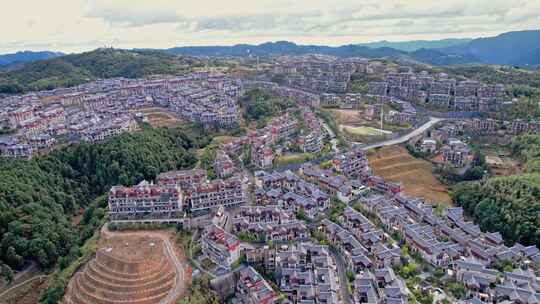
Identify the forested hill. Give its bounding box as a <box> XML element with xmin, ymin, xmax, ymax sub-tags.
<box><xmin>0</xmin><ymin>48</ymin><xmax>198</xmax><ymax>94</ymax></box>
<box><xmin>0</xmin><ymin>126</ymin><xmax>209</xmax><ymax>278</ymax></box>
<box><xmin>0</xmin><ymin>51</ymin><xmax>63</xmax><ymax>67</ymax></box>
<box><xmin>452</xmin><ymin>134</ymin><xmax>540</xmax><ymax>247</ymax></box>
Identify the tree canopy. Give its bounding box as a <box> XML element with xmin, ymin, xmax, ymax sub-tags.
<box><xmin>452</xmin><ymin>134</ymin><xmax>540</xmax><ymax>247</ymax></box>
<box><xmin>0</xmin><ymin>125</ymin><xmax>207</xmax><ymax>271</ymax></box>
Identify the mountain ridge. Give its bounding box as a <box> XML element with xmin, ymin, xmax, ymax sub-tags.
<box><xmin>0</xmin><ymin>51</ymin><xmax>64</xmax><ymax>67</ymax></box>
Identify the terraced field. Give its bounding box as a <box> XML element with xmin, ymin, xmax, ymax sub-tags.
<box><xmin>64</xmin><ymin>232</ymin><xmax>186</xmax><ymax>304</ymax></box>
<box><xmin>368</xmin><ymin>145</ymin><xmax>452</xmax><ymax>205</ymax></box>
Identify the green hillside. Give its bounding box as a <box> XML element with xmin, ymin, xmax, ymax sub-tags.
<box><xmin>0</xmin><ymin>48</ymin><xmax>197</xmax><ymax>93</ymax></box>
<box><xmin>452</xmin><ymin>134</ymin><xmax>540</xmax><ymax>247</ymax></box>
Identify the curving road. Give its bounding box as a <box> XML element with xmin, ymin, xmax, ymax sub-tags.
<box><xmin>101</xmin><ymin>224</ymin><xmax>186</xmax><ymax>304</ymax></box>
<box><xmin>358</xmin><ymin>117</ymin><xmax>444</xmax><ymax>150</ymax></box>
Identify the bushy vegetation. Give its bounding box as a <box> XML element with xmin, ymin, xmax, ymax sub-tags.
<box><xmin>511</xmin><ymin>134</ymin><xmax>540</xmax><ymax>173</ymax></box>
<box><xmin>0</xmin><ymin>126</ymin><xmax>207</xmax><ymax>277</ymax></box>
<box><xmin>240</xmin><ymin>89</ymin><xmax>295</xmax><ymax>124</ymax></box>
<box><xmin>178</xmin><ymin>275</ymin><xmax>220</xmax><ymax>304</ymax></box>
<box><xmin>0</xmin><ymin>48</ymin><xmax>196</xmax><ymax>93</ymax></box>
<box><xmin>452</xmin><ymin>134</ymin><xmax>540</xmax><ymax>247</ymax></box>
<box><xmin>453</xmin><ymin>174</ymin><xmax>540</xmax><ymax>245</ymax></box>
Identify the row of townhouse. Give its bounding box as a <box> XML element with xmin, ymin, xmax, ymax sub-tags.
<box><xmin>353</xmin><ymin>268</ymin><xmax>409</xmax><ymax>304</ymax></box>
<box><xmin>245</xmin><ymin>242</ymin><xmax>341</xmax><ymax>303</ymax></box>
<box><xmin>384</xmin><ymin>110</ymin><xmax>416</xmax><ymax>126</ymax></box>
<box><xmin>455</xmin><ymin>258</ymin><xmax>540</xmax><ymax>303</ymax></box>
<box><xmin>367</xmin><ymin>69</ymin><xmax>508</xmax><ymax>112</ymax></box>
<box><xmin>465</xmin><ymin>117</ymin><xmax>540</xmax><ymax>135</ymax></box>
<box><xmin>108</xmin><ymin>169</ymin><xmax>247</xmax><ymax>219</ymax></box>
<box><xmin>332</xmin><ymin>147</ymin><xmax>371</xmax><ymax>178</ymax></box>
<box><xmin>320</xmin><ymin>93</ymin><xmax>363</xmax><ymax>109</ymax></box>
<box><xmin>0</xmin><ymin>133</ymin><xmax>57</xmax><ymax>159</ymax></box>
<box><xmin>363</xmin><ymin>188</ymin><xmax>540</xmax><ymax>284</ymax></box>
<box><xmin>301</xmin><ymin>164</ymin><xmax>354</xmax><ymax>203</ymax></box>
<box><xmin>254</xmin><ymin>170</ymin><xmax>330</xmax><ymax>219</ymax></box>
<box><xmin>233</xmin><ymin>217</ymin><xmax>309</xmax><ymax>243</ymax></box>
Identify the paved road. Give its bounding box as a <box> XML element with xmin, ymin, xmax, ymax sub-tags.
<box><xmin>329</xmin><ymin>248</ymin><xmax>353</xmax><ymax>304</ymax></box>
<box><xmin>358</xmin><ymin>117</ymin><xmax>444</xmax><ymax>150</ymax></box>
<box><xmin>101</xmin><ymin>224</ymin><xmax>186</xmax><ymax>304</ymax></box>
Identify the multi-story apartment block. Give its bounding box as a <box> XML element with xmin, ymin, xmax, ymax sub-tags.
<box><xmin>214</xmin><ymin>149</ymin><xmax>235</xmax><ymax>178</ymax></box>
<box><xmin>332</xmin><ymin>148</ymin><xmax>370</xmax><ymax>177</ymax></box>
<box><xmin>511</xmin><ymin>119</ymin><xmax>539</xmax><ymax>135</ymax></box>
<box><xmin>441</xmin><ymin>138</ymin><xmax>470</xmax><ymax>166</ymax></box>
<box><xmin>251</xmin><ymin>145</ymin><xmax>274</xmax><ymax>169</ymax></box>
<box><xmin>156</xmin><ymin>169</ymin><xmax>207</xmax><ymax>188</ymax></box>
<box><xmin>420</xmin><ymin>138</ymin><xmax>437</xmax><ymax>154</ymax></box>
<box><xmin>368</xmin><ymin>82</ymin><xmax>388</xmax><ymax>96</ymax></box>
<box><xmin>202</xmin><ymin>224</ymin><xmax>240</xmax><ymax>269</ymax></box>
<box><xmin>185</xmin><ymin>177</ymin><xmax>246</xmax><ymax>212</ymax></box>
<box><xmin>428</xmin><ymin>94</ymin><xmax>451</xmax><ymax>108</ymax></box>
<box><xmin>454</xmin><ymin>96</ymin><xmax>478</xmax><ymax>111</ymax></box>
<box><xmin>470</xmin><ymin>118</ymin><xmax>498</xmax><ymax>134</ymax></box>
<box><xmin>108</xmin><ymin>181</ymin><xmax>182</xmax><ymax>219</ymax></box>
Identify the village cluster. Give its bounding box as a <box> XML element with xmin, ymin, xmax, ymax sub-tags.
<box><xmin>107</xmin><ymin>137</ymin><xmax>540</xmax><ymax>303</ymax></box>
<box><xmin>0</xmin><ymin>72</ymin><xmax>243</xmax><ymax>158</ymax></box>
<box><xmin>367</xmin><ymin>67</ymin><xmax>509</xmax><ymax>112</ymax></box>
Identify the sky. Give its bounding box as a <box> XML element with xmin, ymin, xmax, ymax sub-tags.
<box><xmin>1</xmin><ymin>0</ymin><xmax>540</xmax><ymax>54</ymax></box>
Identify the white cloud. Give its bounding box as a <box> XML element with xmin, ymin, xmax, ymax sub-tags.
<box><xmin>0</xmin><ymin>0</ymin><xmax>538</xmax><ymax>53</ymax></box>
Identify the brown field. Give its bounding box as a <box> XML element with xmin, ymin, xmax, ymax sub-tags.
<box><xmin>0</xmin><ymin>276</ymin><xmax>48</xmax><ymax>304</ymax></box>
<box><xmin>130</xmin><ymin>107</ymin><xmax>185</xmax><ymax>128</ymax></box>
<box><xmin>368</xmin><ymin>145</ymin><xmax>452</xmax><ymax>206</ymax></box>
<box><xmin>329</xmin><ymin>109</ymin><xmax>363</xmax><ymax>125</ymax></box>
<box><xmin>63</xmin><ymin>229</ymin><xmax>188</xmax><ymax>304</ymax></box>
<box><xmin>485</xmin><ymin>151</ymin><xmax>522</xmax><ymax>177</ymax></box>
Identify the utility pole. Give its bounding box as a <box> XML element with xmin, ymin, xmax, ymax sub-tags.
<box><xmin>380</xmin><ymin>105</ymin><xmax>384</xmax><ymax>131</ymax></box>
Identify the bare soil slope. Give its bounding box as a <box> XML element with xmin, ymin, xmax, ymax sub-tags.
<box><xmin>368</xmin><ymin>145</ymin><xmax>452</xmax><ymax>205</ymax></box>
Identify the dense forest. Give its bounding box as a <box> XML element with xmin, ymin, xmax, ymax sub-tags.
<box><xmin>452</xmin><ymin>134</ymin><xmax>540</xmax><ymax>247</ymax></box>
<box><xmin>240</xmin><ymin>89</ymin><xmax>295</xmax><ymax>126</ymax></box>
<box><xmin>0</xmin><ymin>125</ymin><xmax>209</xmax><ymax>279</ymax></box>
<box><xmin>0</xmin><ymin>49</ymin><xmax>199</xmax><ymax>93</ymax></box>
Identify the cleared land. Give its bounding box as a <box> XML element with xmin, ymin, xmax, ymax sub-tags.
<box><xmin>368</xmin><ymin>145</ymin><xmax>452</xmax><ymax>206</ymax></box>
<box><xmin>130</xmin><ymin>107</ymin><xmax>185</xmax><ymax>128</ymax></box>
<box><xmin>63</xmin><ymin>227</ymin><xmax>188</xmax><ymax>304</ymax></box>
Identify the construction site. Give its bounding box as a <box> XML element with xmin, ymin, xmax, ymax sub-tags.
<box><xmin>368</xmin><ymin>145</ymin><xmax>452</xmax><ymax>205</ymax></box>
<box><xmin>63</xmin><ymin>229</ymin><xmax>188</xmax><ymax>304</ymax></box>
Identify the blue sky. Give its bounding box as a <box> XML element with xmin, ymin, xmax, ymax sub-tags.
<box><xmin>1</xmin><ymin>0</ymin><xmax>539</xmax><ymax>54</ymax></box>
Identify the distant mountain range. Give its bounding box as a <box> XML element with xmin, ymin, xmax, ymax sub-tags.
<box><xmin>357</xmin><ymin>38</ymin><xmax>473</xmax><ymax>52</ymax></box>
<box><xmin>441</xmin><ymin>30</ymin><xmax>540</xmax><ymax>66</ymax></box>
<box><xmin>164</xmin><ymin>30</ymin><xmax>540</xmax><ymax>67</ymax></box>
<box><xmin>0</xmin><ymin>51</ymin><xmax>64</xmax><ymax>67</ymax></box>
<box><xmin>164</xmin><ymin>41</ymin><xmax>477</xmax><ymax>66</ymax></box>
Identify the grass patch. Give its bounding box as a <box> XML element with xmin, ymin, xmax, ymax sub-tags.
<box><xmin>275</xmin><ymin>153</ymin><xmax>314</xmax><ymax>166</ymax></box>
<box><xmin>341</xmin><ymin>125</ymin><xmax>390</xmax><ymax>136</ymax></box>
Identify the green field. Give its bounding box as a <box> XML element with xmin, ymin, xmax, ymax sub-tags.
<box><xmin>340</xmin><ymin>125</ymin><xmax>392</xmax><ymax>136</ymax></box>
<box><xmin>275</xmin><ymin>153</ymin><xmax>314</xmax><ymax>166</ymax></box>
